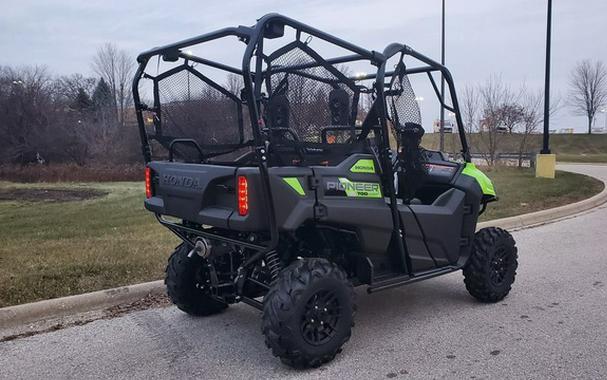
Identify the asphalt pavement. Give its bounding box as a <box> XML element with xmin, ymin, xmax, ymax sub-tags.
<box><xmin>1</xmin><ymin>164</ymin><xmax>606</xmax><ymax>380</ymax></box>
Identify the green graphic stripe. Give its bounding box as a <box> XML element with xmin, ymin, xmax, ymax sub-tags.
<box><xmin>350</xmin><ymin>159</ymin><xmax>376</xmax><ymax>174</ymax></box>
<box><xmin>283</xmin><ymin>177</ymin><xmax>306</xmax><ymax>196</ymax></box>
<box><xmin>461</xmin><ymin>163</ymin><xmax>496</xmax><ymax>196</ymax></box>
<box><xmin>338</xmin><ymin>178</ymin><xmax>382</xmax><ymax>198</ymax></box>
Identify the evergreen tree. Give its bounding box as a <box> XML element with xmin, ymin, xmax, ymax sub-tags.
<box><xmin>91</xmin><ymin>77</ymin><xmax>116</xmax><ymax>127</ymax></box>
<box><xmin>92</xmin><ymin>77</ymin><xmax>113</xmax><ymax>109</ymax></box>
<box><xmin>73</xmin><ymin>87</ymin><xmax>93</xmax><ymax>111</ymax></box>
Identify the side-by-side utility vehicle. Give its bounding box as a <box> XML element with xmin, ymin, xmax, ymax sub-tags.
<box><xmin>132</xmin><ymin>14</ymin><xmax>518</xmax><ymax>368</ymax></box>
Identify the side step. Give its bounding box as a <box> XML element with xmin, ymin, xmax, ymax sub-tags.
<box><xmin>367</xmin><ymin>266</ymin><xmax>460</xmax><ymax>293</ymax></box>
<box><xmin>240</xmin><ymin>296</ymin><xmax>263</xmax><ymax>310</ymax></box>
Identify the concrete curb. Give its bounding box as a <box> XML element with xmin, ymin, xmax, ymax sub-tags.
<box><xmin>2</xmin><ymin>165</ymin><xmax>606</xmax><ymax>331</ymax></box>
<box><xmin>556</xmin><ymin>161</ymin><xmax>607</xmax><ymax>166</ymax></box>
<box><xmin>477</xmin><ymin>165</ymin><xmax>607</xmax><ymax>231</ymax></box>
<box><xmin>0</xmin><ymin>280</ymin><xmax>164</xmax><ymax>330</ymax></box>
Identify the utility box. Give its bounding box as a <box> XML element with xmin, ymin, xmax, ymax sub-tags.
<box><xmin>535</xmin><ymin>153</ymin><xmax>556</xmax><ymax>179</ymax></box>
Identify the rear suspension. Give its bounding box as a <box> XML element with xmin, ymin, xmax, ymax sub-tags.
<box><xmin>265</xmin><ymin>250</ymin><xmax>283</xmax><ymax>283</ymax></box>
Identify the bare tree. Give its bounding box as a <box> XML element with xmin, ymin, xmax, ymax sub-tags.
<box><xmin>568</xmin><ymin>60</ymin><xmax>607</xmax><ymax>134</ymax></box>
<box><xmin>498</xmin><ymin>103</ymin><xmax>525</xmax><ymax>134</ymax></box>
<box><xmin>91</xmin><ymin>43</ymin><xmax>134</xmax><ymax>127</ymax></box>
<box><xmin>477</xmin><ymin>76</ymin><xmax>517</xmax><ymax>166</ymax></box>
<box><xmin>461</xmin><ymin>85</ymin><xmax>480</xmax><ymax>134</ymax></box>
<box><xmin>225</xmin><ymin>73</ymin><xmax>243</xmax><ymax>95</ymax></box>
<box><xmin>53</xmin><ymin>73</ymin><xmax>96</xmax><ymax>102</ymax></box>
<box><xmin>0</xmin><ymin>65</ymin><xmax>96</xmax><ymax>165</ymax></box>
<box><xmin>336</xmin><ymin>64</ymin><xmax>352</xmax><ymax>78</ymax></box>
<box><xmin>0</xmin><ymin>63</ymin><xmax>151</xmax><ymax>166</ymax></box>
<box><xmin>0</xmin><ymin>65</ymin><xmax>52</xmax><ymax>162</ymax></box>
<box><xmin>517</xmin><ymin>90</ymin><xmax>542</xmax><ymax>167</ymax></box>
<box><xmin>516</xmin><ymin>89</ymin><xmax>560</xmax><ymax>167</ymax></box>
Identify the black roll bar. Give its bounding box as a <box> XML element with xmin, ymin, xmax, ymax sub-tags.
<box><xmin>131</xmin><ymin>14</ymin><xmax>469</xmax><ymax>276</ymax></box>
<box><xmin>132</xmin><ymin>60</ymin><xmax>151</xmax><ymax>163</ymax></box>
<box><xmin>378</xmin><ymin>43</ymin><xmax>471</xmax><ymax>161</ymax></box>
<box><xmin>237</xmin><ymin>14</ymin><xmax>386</xmax><ymax>255</ymax></box>
<box><xmin>136</xmin><ymin>26</ymin><xmax>253</xmax><ymax>63</ymax></box>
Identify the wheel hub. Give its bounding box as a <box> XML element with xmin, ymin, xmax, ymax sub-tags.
<box><xmin>301</xmin><ymin>290</ymin><xmax>341</xmax><ymax>346</ymax></box>
<box><xmin>490</xmin><ymin>246</ymin><xmax>511</xmax><ymax>285</ymax></box>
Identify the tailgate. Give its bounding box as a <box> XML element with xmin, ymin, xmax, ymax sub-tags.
<box><xmin>145</xmin><ymin>162</ymin><xmax>237</xmax><ymax>228</ymax></box>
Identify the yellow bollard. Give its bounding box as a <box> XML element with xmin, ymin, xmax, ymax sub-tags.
<box><xmin>535</xmin><ymin>154</ymin><xmax>556</xmax><ymax>179</ymax></box>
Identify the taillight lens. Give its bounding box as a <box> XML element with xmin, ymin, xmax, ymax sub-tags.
<box><xmin>237</xmin><ymin>175</ymin><xmax>248</xmax><ymax>216</ymax></box>
<box><xmin>145</xmin><ymin>167</ymin><xmax>153</xmax><ymax>199</ymax></box>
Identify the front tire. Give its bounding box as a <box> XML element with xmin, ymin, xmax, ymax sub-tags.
<box><xmin>463</xmin><ymin>227</ymin><xmax>518</xmax><ymax>302</ymax></box>
<box><xmin>262</xmin><ymin>258</ymin><xmax>355</xmax><ymax>368</ymax></box>
<box><xmin>165</xmin><ymin>244</ymin><xmax>228</xmax><ymax>316</ymax></box>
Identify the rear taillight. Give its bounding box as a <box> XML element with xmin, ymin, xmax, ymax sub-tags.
<box><xmin>145</xmin><ymin>167</ymin><xmax>153</xmax><ymax>199</ymax></box>
<box><xmin>237</xmin><ymin>175</ymin><xmax>248</xmax><ymax>216</ymax></box>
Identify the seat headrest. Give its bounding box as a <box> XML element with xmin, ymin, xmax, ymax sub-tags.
<box><xmin>268</xmin><ymin>94</ymin><xmax>290</xmax><ymax>129</ymax></box>
<box><xmin>328</xmin><ymin>88</ymin><xmax>350</xmax><ymax>125</ymax></box>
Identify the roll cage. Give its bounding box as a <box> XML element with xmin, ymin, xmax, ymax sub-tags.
<box><xmin>132</xmin><ymin>13</ymin><xmax>471</xmax><ymax>267</ymax></box>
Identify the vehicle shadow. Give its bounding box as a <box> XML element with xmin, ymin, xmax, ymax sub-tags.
<box><xmin>133</xmin><ymin>273</ymin><xmax>485</xmax><ymax>377</ymax></box>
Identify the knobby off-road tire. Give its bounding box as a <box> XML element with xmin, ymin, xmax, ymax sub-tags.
<box><xmin>165</xmin><ymin>244</ymin><xmax>228</xmax><ymax>316</ymax></box>
<box><xmin>463</xmin><ymin>227</ymin><xmax>518</xmax><ymax>303</ymax></box>
<box><xmin>262</xmin><ymin>258</ymin><xmax>355</xmax><ymax>368</ymax></box>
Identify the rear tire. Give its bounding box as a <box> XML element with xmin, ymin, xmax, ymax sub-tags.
<box><xmin>463</xmin><ymin>227</ymin><xmax>518</xmax><ymax>303</ymax></box>
<box><xmin>262</xmin><ymin>258</ymin><xmax>355</xmax><ymax>368</ymax></box>
<box><xmin>165</xmin><ymin>244</ymin><xmax>228</xmax><ymax>316</ymax></box>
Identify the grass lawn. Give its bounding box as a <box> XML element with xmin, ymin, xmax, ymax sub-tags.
<box><xmin>479</xmin><ymin>168</ymin><xmax>603</xmax><ymax>221</ymax></box>
<box><xmin>0</xmin><ymin>182</ymin><xmax>178</xmax><ymax>308</ymax></box>
<box><xmin>0</xmin><ymin>168</ymin><xmax>603</xmax><ymax>307</ymax></box>
<box><xmin>422</xmin><ymin>133</ymin><xmax>607</xmax><ymax>163</ymax></box>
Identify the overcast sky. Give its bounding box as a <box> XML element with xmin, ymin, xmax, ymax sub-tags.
<box><xmin>1</xmin><ymin>0</ymin><xmax>606</xmax><ymax>132</ymax></box>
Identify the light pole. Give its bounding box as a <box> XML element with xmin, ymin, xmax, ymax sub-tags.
<box><xmin>536</xmin><ymin>0</ymin><xmax>556</xmax><ymax>179</ymax></box>
<box><xmin>601</xmin><ymin>109</ymin><xmax>607</xmax><ymax>130</ymax></box>
<box><xmin>541</xmin><ymin>0</ymin><xmax>552</xmax><ymax>154</ymax></box>
<box><xmin>439</xmin><ymin>0</ymin><xmax>446</xmax><ymax>152</ymax></box>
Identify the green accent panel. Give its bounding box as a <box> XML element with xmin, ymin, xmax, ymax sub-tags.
<box><xmin>461</xmin><ymin>163</ymin><xmax>496</xmax><ymax>196</ymax></box>
<box><xmin>350</xmin><ymin>159</ymin><xmax>376</xmax><ymax>173</ymax></box>
<box><xmin>282</xmin><ymin>177</ymin><xmax>306</xmax><ymax>196</ymax></box>
<box><xmin>338</xmin><ymin>178</ymin><xmax>382</xmax><ymax>198</ymax></box>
